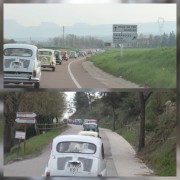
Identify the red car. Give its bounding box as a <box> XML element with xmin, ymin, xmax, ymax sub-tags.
<box><xmin>61</xmin><ymin>51</ymin><xmax>69</xmax><ymax>61</ymax></box>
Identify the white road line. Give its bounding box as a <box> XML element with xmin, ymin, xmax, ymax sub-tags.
<box><xmin>68</xmin><ymin>60</ymin><xmax>82</xmax><ymax>88</ymax></box>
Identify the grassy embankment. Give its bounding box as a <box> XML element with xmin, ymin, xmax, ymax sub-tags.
<box><xmin>87</xmin><ymin>47</ymin><xmax>176</xmax><ymax>88</ymax></box>
<box><xmin>4</xmin><ymin>129</ymin><xmax>62</xmax><ymax>164</ymax></box>
<box><xmin>115</xmin><ymin>107</ymin><xmax>176</xmax><ymax>176</ymax></box>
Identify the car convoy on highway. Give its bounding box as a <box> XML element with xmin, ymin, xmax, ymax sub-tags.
<box><xmin>3</xmin><ymin>43</ymin><xmax>104</xmax><ymax>89</ymax></box>
<box><xmin>43</xmin><ymin>118</ymin><xmax>106</xmax><ymax>177</ymax></box>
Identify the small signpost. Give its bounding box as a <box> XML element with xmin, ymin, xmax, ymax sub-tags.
<box><xmin>15</xmin><ymin>112</ymin><xmax>37</xmax><ymax>155</ymax></box>
<box><xmin>15</xmin><ymin>131</ymin><xmax>26</xmax><ymax>160</ymax></box>
<box><xmin>113</xmin><ymin>24</ymin><xmax>138</xmax><ymax>57</ymax></box>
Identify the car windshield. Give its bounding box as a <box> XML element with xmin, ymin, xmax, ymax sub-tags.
<box><xmin>4</xmin><ymin>48</ymin><xmax>33</xmax><ymax>57</ymax></box>
<box><xmin>57</xmin><ymin>141</ymin><xmax>96</xmax><ymax>154</ymax></box>
<box><xmin>39</xmin><ymin>51</ymin><xmax>52</xmax><ymax>56</ymax></box>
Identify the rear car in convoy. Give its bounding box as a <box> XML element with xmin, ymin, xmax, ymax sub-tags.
<box><xmin>61</xmin><ymin>51</ymin><xmax>69</xmax><ymax>61</ymax></box>
<box><xmin>3</xmin><ymin>43</ymin><xmax>41</xmax><ymax>88</ymax></box>
<box><xmin>83</xmin><ymin>123</ymin><xmax>100</xmax><ymax>137</ymax></box>
<box><xmin>44</xmin><ymin>135</ymin><xmax>106</xmax><ymax>177</ymax></box>
<box><xmin>38</xmin><ymin>49</ymin><xmax>56</xmax><ymax>71</ymax></box>
<box><xmin>69</xmin><ymin>51</ymin><xmax>78</xmax><ymax>59</ymax></box>
<box><xmin>54</xmin><ymin>50</ymin><xmax>62</xmax><ymax>65</ymax></box>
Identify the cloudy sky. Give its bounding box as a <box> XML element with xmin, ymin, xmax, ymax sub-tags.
<box><xmin>4</xmin><ymin>3</ymin><xmax>176</xmax><ymax>27</ymax></box>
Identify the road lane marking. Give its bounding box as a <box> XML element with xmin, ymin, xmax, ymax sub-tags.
<box><xmin>68</xmin><ymin>60</ymin><xmax>82</xmax><ymax>88</ymax></box>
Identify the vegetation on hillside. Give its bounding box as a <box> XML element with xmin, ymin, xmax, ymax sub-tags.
<box><xmin>71</xmin><ymin>91</ymin><xmax>176</xmax><ymax>176</ymax></box>
<box><xmin>87</xmin><ymin>47</ymin><xmax>176</xmax><ymax>88</ymax></box>
<box><xmin>4</xmin><ymin>92</ymin><xmax>66</xmax><ymax>154</ymax></box>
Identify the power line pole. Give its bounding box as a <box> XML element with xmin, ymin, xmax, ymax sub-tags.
<box><xmin>157</xmin><ymin>17</ymin><xmax>165</xmax><ymax>47</ymax></box>
<box><xmin>63</xmin><ymin>26</ymin><xmax>65</xmax><ymax>48</ymax></box>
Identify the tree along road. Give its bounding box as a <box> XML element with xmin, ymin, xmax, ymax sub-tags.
<box><xmin>40</xmin><ymin>56</ymin><xmax>141</xmax><ymax>89</ymax></box>
<box><xmin>4</xmin><ymin>124</ymin><xmax>153</xmax><ymax>177</ymax></box>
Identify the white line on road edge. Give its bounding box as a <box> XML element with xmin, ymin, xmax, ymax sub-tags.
<box><xmin>68</xmin><ymin>60</ymin><xmax>82</xmax><ymax>88</ymax></box>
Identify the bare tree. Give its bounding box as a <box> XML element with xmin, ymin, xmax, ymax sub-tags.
<box><xmin>138</xmin><ymin>92</ymin><xmax>153</xmax><ymax>152</ymax></box>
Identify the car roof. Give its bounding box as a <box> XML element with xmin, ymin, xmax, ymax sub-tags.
<box><xmin>4</xmin><ymin>43</ymin><xmax>37</xmax><ymax>51</ymax></box>
<box><xmin>84</xmin><ymin>122</ymin><xmax>97</xmax><ymax>125</ymax></box>
<box><xmin>78</xmin><ymin>131</ymin><xmax>98</xmax><ymax>137</ymax></box>
<box><xmin>53</xmin><ymin>134</ymin><xmax>101</xmax><ymax>145</ymax></box>
<box><xmin>38</xmin><ymin>49</ymin><xmax>54</xmax><ymax>52</ymax></box>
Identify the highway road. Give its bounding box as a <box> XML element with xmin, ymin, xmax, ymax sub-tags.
<box><xmin>4</xmin><ymin>56</ymin><xmax>140</xmax><ymax>89</ymax></box>
<box><xmin>41</xmin><ymin>56</ymin><xmax>140</xmax><ymax>89</ymax></box>
<box><xmin>4</xmin><ymin>124</ymin><xmax>153</xmax><ymax>177</ymax></box>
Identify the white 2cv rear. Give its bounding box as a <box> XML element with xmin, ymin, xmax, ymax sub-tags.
<box><xmin>44</xmin><ymin>135</ymin><xmax>107</xmax><ymax>177</ymax></box>
<box><xmin>3</xmin><ymin>43</ymin><xmax>41</xmax><ymax>88</ymax></box>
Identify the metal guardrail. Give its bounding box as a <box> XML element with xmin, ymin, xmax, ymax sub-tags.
<box><xmin>35</xmin><ymin>122</ymin><xmax>67</xmax><ymax>131</ymax></box>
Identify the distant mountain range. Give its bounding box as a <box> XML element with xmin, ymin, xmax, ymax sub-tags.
<box><xmin>4</xmin><ymin>20</ymin><xmax>176</xmax><ymax>42</ymax></box>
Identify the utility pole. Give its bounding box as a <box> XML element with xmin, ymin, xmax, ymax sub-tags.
<box><xmin>157</xmin><ymin>17</ymin><xmax>164</xmax><ymax>47</ymax></box>
<box><xmin>63</xmin><ymin>26</ymin><xmax>65</xmax><ymax>48</ymax></box>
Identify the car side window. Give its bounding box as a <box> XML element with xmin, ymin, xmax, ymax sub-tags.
<box><xmin>101</xmin><ymin>144</ymin><xmax>104</xmax><ymax>159</ymax></box>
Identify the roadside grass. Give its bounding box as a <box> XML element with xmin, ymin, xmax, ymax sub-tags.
<box><xmin>87</xmin><ymin>47</ymin><xmax>176</xmax><ymax>88</ymax></box>
<box><xmin>4</xmin><ymin>129</ymin><xmax>62</xmax><ymax>164</ymax></box>
<box><xmin>146</xmin><ymin>137</ymin><xmax>176</xmax><ymax>176</ymax></box>
<box><xmin>116</xmin><ymin>123</ymin><xmax>176</xmax><ymax>176</ymax></box>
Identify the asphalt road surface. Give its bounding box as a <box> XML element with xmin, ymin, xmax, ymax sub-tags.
<box><xmin>40</xmin><ymin>57</ymin><xmax>140</xmax><ymax>89</ymax></box>
<box><xmin>4</xmin><ymin>124</ymin><xmax>153</xmax><ymax>177</ymax></box>
<box><xmin>3</xmin><ymin>56</ymin><xmax>140</xmax><ymax>89</ymax></box>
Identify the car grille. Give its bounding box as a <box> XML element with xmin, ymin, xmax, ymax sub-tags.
<box><xmin>4</xmin><ymin>58</ymin><xmax>30</xmax><ymax>68</ymax></box>
<box><xmin>78</xmin><ymin>157</ymin><xmax>93</xmax><ymax>172</ymax></box>
<box><xmin>57</xmin><ymin>157</ymin><xmax>72</xmax><ymax>170</ymax></box>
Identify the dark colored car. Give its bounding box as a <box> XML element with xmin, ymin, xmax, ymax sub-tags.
<box><xmin>54</xmin><ymin>50</ymin><xmax>62</xmax><ymax>65</ymax></box>
<box><xmin>83</xmin><ymin>123</ymin><xmax>99</xmax><ymax>133</ymax></box>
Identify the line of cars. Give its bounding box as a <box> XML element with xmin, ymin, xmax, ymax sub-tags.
<box><xmin>43</xmin><ymin>118</ymin><xmax>106</xmax><ymax>177</ymax></box>
<box><xmin>3</xmin><ymin>43</ymin><xmax>104</xmax><ymax>88</ymax></box>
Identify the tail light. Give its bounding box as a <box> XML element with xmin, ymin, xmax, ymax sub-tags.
<box><xmin>33</xmin><ymin>70</ymin><xmax>37</xmax><ymax>77</ymax></box>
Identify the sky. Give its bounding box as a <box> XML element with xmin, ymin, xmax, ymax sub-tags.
<box><xmin>4</xmin><ymin>3</ymin><xmax>176</xmax><ymax>27</ymax></box>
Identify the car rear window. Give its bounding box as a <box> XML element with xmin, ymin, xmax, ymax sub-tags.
<box><xmin>84</xmin><ymin>124</ymin><xmax>97</xmax><ymax>131</ymax></box>
<box><xmin>39</xmin><ymin>51</ymin><xmax>52</xmax><ymax>56</ymax></box>
<box><xmin>57</xmin><ymin>141</ymin><xmax>96</xmax><ymax>154</ymax></box>
<box><xmin>4</xmin><ymin>48</ymin><xmax>33</xmax><ymax>57</ymax></box>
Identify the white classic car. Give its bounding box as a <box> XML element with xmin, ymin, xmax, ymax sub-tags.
<box><xmin>3</xmin><ymin>43</ymin><xmax>41</xmax><ymax>88</ymax></box>
<box><xmin>44</xmin><ymin>135</ymin><xmax>107</xmax><ymax>177</ymax></box>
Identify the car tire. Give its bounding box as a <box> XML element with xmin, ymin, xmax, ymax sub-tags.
<box><xmin>34</xmin><ymin>82</ymin><xmax>40</xmax><ymax>89</ymax></box>
<box><xmin>52</xmin><ymin>67</ymin><xmax>55</xmax><ymax>71</ymax></box>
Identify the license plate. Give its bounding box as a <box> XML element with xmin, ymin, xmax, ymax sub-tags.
<box><xmin>67</xmin><ymin>162</ymin><xmax>81</xmax><ymax>173</ymax></box>
<box><xmin>12</xmin><ymin>62</ymin><xmax>21</xmax><ymax>69</ymax></box>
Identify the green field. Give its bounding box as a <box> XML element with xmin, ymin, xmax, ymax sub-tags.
<box><xmin>87</xmin><ymin>47</ymin><xmax>176</xmax><ymax>88</ymax></box>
